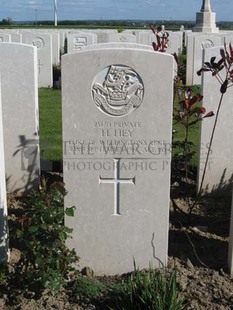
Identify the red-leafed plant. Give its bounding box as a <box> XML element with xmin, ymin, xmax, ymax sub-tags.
<box><xmin>173</xmin><ymin>88</ymin><xmax>214</xmax><ymax>181</ymax></box>
<box><xmin>149</xmin><ymin>25</ymin><xmax>169</xmax><ymax>52</ymax></box>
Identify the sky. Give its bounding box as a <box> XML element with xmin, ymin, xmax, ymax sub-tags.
<box><xmin>0</xmin><ymin>0</ymin><xmax>232</xmax><ymax>22</ymax></box>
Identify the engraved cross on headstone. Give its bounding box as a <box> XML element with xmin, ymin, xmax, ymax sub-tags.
<box><xmin>37</xmin><ymin>59</ymin><xmax>44</xmax><ymax>74</ymax></box>
<box><xmin>99</xmin><ymin>158</ymin><xmax>135</xmax><ymax>216</ymax></box>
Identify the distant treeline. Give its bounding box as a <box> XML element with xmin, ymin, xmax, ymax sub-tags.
<box><xmin>0</xmin><ymin>18</ymin><xmax>232</xmax><ymax>30</ymax></box>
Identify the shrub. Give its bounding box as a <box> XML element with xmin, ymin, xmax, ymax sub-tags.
<box><xmin>15</xmin><ymin>181</ymin><xmax>79</xmax><ymax>292</ymax></box>
<box><xmin>53</xmin><ymin>64</ymin><xmax>61</xmax><ymax>89</ymax></box>
<box><xmin>177</xmin><ymin>49</ymin><xmax>186</xmax><ymax>85</ymax></box>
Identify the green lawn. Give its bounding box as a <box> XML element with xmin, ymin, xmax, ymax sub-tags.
<box><xmin>39</xmin><ymin>88</ymin><xmax>62</xmax><ymax>161</ymax></box>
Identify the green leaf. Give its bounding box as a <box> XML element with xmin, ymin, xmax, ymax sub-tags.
<box><xmin>59</xmin><ymin>232</ymin><xmax>65</xmax><ymax>242</ymax></box>
<box><xmin>64</xmin><ymin>227</ymin><xmax>73</xmax><ymax>234</ymax></box>
<box><xmin>35</xmin><ymin>257</ymin><xmax>44</xmax><ymax>268</ymax></box>
<box><xmin>40</xmin><ymin>223</ymin><xmax>47</xmax><ymax>230</ymax></box>
<box><xmin>65</xmin><ymin>206</ymin><xmax>75</xmax><ymax>217</ymax></box>
<box><xmin>28</xmin><ymin>226</ymin><xmax>39</xmax><ymax>233</ymax></box>
<box><xmin>42</xmin><ymin>211</ymin><xmax>54</xmax><ymax>224</ymax></box>
<box><xmin>16</xmin><ymin>229</ymin><xmax>23</xmax><ymax>238</ymax></box>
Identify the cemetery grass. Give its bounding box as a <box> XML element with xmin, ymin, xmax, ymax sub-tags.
<box><xmin>39</xmin><ymin>88</ymin><xmax>62</xmax><ymax>162</ymax></box>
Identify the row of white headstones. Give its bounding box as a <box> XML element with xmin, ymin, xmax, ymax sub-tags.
<box><xmin>0</xmin><ymin>28</ymin><xmax>183</xmax><ymax>88</ymax></box>
<box><xmin>0</xmin><ymin>30</ymin><xmax>233</xmax><ymax>276</ymax></box>
<box><xmin>1</xmin><ymin>28</ymin><xmax>232</xmax><ymax>87</ymax></box>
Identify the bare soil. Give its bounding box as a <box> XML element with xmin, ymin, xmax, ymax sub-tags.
<box><xmin>168</xmin><ymin>194</ymin><xmax>233</xmax><ymax>310</ymax></box>
<box><xmin>0</xmin><ymin>179</ymin><xmax>233</xmax><ymax>309</ymax></box>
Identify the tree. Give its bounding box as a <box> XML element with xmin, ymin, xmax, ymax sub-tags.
<box><xmin>1</xmin><ymin>17</ymin><xmax>13</xmax><ymax>25</ymax></box>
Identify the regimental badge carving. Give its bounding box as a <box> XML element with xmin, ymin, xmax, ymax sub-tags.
<box><xmin>74</xmin><ymin>37</ymin><xmax>87</xmax><ymax>50</ymax></box>
<box><xmin>92</xmin><ymin>65</ymin><xmax>144</xmax><ymax>117</ymax></box>
<box><xmin>32</xmin><ymin>37</ymin><xmax>45</xmax><ymax>49</ymax></box>
<box><xmin>201</xmin><ymin>39</ymin><xmax>214</xmax><ymax>49</ymax></box>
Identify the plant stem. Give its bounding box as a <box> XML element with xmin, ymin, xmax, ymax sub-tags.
<box><xmin>190</xmin><ymin>92</ymin><xmax>224</xmax><ymax>213</ymax></box>
<box><xmin>184</xmin><ymin>116</ymin><xmax>189</xmax><ymax>180</ymax></box>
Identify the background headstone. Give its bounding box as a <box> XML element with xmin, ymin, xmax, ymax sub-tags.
<box><xmin>186</xmin><ymin>33</ymin><xmax>221</xmax><ymax>85</ymax></box>
<box><xmin>136</xmin><ymin>30</ymin><xmax>152</xmax><ymax>45</ymax></box>
<box><xmin>186</xmin><ymin>33</ymin><xmax>198</xmax><ymax>85</ymax></box>
<box><xmin>51</xmin><ymin>32</ymin><xmax>60</xmax><ymax>64</ymax></box>
<box><xmin>192</xmin><ymin>35</ymin><xmax>221</xmax><ymax>85</ymax></box>
<box><xmin>22</xmin><ymin>33</ymin><xmax>53</xmax><ymax>87</ymax></box>
<box><xmin>81</xmin><ymin>42</ymin><xmax>153</xmax><ymax>51</ymax></box>
<box><xmin>62</xmin><ymin>46</ymin><xmax>173</xmax><ymax>275</ymax></box>
<box><xmin>0</xmin><ymin>43</ymin><xmax>40</xmax><ymax>192</ymax></box>
<box><xmin>9</xmin><ymin>32</ymin><xmax>22</xmax><ymax>43</ymax></box>
<box><xmin>107</xmin><ymin>33</ymin><xmax>136</xmax><ymax>43</ymax></box>
<box><xmin>93</xmin><ymin>30</ymin><xmax>118</xmax><ymax>43</ymax></box>
<box><xmin>166</xmin><ymin>33</ymin><xmax>180</xmax><ymax>55</ymax></box>
<box><xmin>169</xmin><ymin>31</ymin><xmax>183</xmax><ymax>53</ymax></box>
<box><xmin>220</xmin><ymin>33</ymin><xmax>233</xmax><ymax>45</ymax></box>
<box><xmin>67</xmin><ymin>32</ymin><xmax>97</xmax><ymax>53</ymax></box>
<box><xmin>0</xmin><ymin>33</ymin><xmax>11</xmax><ymax>43</ymax></box>
<box><xmin>197</xmin><ymin>45</ymin><xmax>233</xmax><ymax>195</ymax></box>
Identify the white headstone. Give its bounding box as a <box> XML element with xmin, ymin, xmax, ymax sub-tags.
<box><xmin>94</xmin><ymin>30</ymin><xmax>118</xmax><ymax>43</ymax></box>
<box><xmin>0</xmin><ymin>80</ymin><xmax>8</xmax><ymax>262</ymax></box>
<box><xmin>136</xmin><ymin>31</ymin><xmax>152</xmax><ymax>45</ymax></box>
<box><xmin>22</xmin><ymin>33</ymin><xmax>53</xmax><ymax>88</ymax></box>
<box><xmin>0</xmin><ymin>33</ymin><xmax>11</xmax><ymax>42</ymax></box>
<box><xmin>59</xmin><ymin>31</ymin><xmax>66</xmax><ymax>50</ymax></box>
<box><xmin>186</xmin><ymin>33</ymin><xmax>198</xmax><ymax>85</ymax></box>
<box><xmin>180</xmin><ymin>25</ymin><xmax>185</xmax><ymax>31</ymax></box>
<box><xmin>62</xmin><ymin>45</ymin><xmax>173</xmax><ymax>275</ymax></box>
<box><xmin>220</xmin><ymin>33</ymin><xmax>233</xmax><ymax>45</ymax></box>
<box><xmin>10</xmin><ymin>33</ymin><xmax>22</xmax><ymax>43</ymax></box>
<box><xmin>198</xmin><ymin>45</ymin><xmax>233</xmax><ymax>195</ymax></box>
<box><xmin>0</xmin><ymin>43</ymin><xmax>40</xmax><ymax>192</ymax></box>
<box><xmin>186</xmin><ymin>33</ymin><xmax>221</xmax><ymax>85</ymax></box>
<box><xmin>0</xmin><ymin>31</ymin><xmax>21</xmax><ymax>43</ymax></box>
<box><xmin>166</xmin><ymin>33</ymin><xmax>180</xmax><ymax>55</ymax></box>
<box><xmin>136</xmin><ymin>30</ymin><xmax>182</xmax><ymax>55</ymax></box>
<box><xmin>193</xmin><ymin>35</ymin><xmax>221</xmax><ymax>85</ymax></box>
<box><xmin>81</xmin><ymin>42</ymin><xmax>153</xmax><ymax>51</ymax></box>
<box><xmin>107</xmin><ymin>33</ymin><xmax>136</xmax><ymax>43</ymax></box>
<box><xmin>169</xmin><ymin>31</ymin><xmax>183</xmax><ymax>53</ymax></box>
<box><xmin>67</xmin><ymin>32</ymin><xmax>97</xmax><ymax>53</ymax></box>
<box><xmin>184</xmin><ymin>30</ymin><xmax>192</xmax><ymax>47</ymax></box>
<box><xmin>51</xmin><ymin>32</ymin><xmax>60</xmax><ymax>64</ymax></box>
